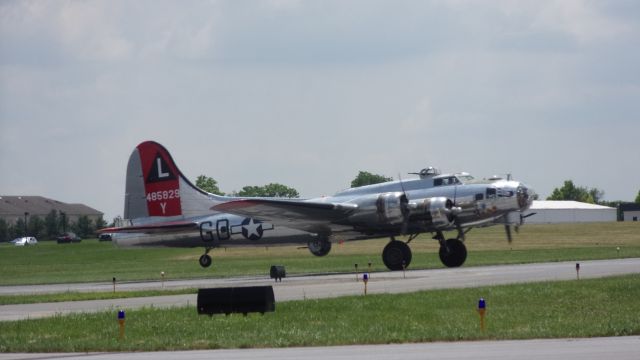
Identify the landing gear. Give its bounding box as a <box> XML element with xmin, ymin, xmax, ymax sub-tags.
<box><xmin>199</xmin><ymin>248</ymin><xmax>213</xmax><ymax>268</ymax></box>
<box><xmin>438</xmin><ymin>238</ymin><xmax>467</xmax><ymax>268</ymax></box>
<box><xmin>308</xmin><ymin>236</ymin><xmax>332</xmax><ymax>257</ymax></box>
<box><xmin>382</xmin><ymin>238</ymin><xmax>412</xmax><ymax>271</ymax></box>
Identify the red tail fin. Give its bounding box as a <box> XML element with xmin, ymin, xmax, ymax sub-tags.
<box><xmin>136</xmin><ymin>141</ymin><xmax>182</xmax><ymax>217</ymax></box>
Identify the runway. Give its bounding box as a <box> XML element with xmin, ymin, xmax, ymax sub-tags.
<box><xmin>1</xmin><ymin>258</ymin><xmax>639</xmax><ymax>321</ymax></box>
<box><xmin>3</xmin><ymin>336</ymin><xmax>640</xmax><ymax>360</ymax></box>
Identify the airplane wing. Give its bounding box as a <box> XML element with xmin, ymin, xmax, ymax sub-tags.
<box><xmin>213</xmin><ymin>199</ymin><xmax>357</xmax><ymax>233</ymax></box>
<box><xmin>98</xmin><ymin>220</ymin><xmax>199</xmax><ymax>234</ymax></box>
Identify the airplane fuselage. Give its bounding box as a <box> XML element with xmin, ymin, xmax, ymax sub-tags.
<box><xmin>103</xmin><ymin>141</ymin><xmax>535</xmax><ymax>270</ymax></box>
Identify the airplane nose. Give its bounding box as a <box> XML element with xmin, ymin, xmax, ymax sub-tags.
<box><xmin>517</xmin><ymin>183</ymin><xmax>535</xmax><ymax>210</ymax></box>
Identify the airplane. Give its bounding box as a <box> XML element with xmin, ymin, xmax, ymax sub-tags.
<box><xmin>100</xmin><ymin>141</ymin><xmax>536</xmax><ymax>271</ymax></box>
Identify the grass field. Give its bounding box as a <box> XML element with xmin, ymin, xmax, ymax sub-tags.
<box><xmin>0</xmin><ymin>222</ymin><xmax>638</xmax><ymax>285</ymax></box>
<box><xmin>0</xmin><ymin>275</ymin><xmax>638</xmax><ymax>352</ymax></box>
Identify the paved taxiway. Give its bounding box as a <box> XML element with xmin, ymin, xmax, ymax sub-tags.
<box><xmin>3</xmin><ymin>336</ymin><xmax>640</xmax><ymax>360</ymax></box>
<box><xmin>1</xmin><ymin>258</ymin><xmax>639</xmax><ymax>321</ymax></box>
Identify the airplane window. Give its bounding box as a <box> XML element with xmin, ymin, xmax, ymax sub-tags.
<box><xmin>475</xmin><ymin>193</ymin><xmax>483</xmax><ymax>201</ymax></box>
<box><xmin>434</xmin><ymin>179</ymin><xmax>443</xmax><ymax>186</ymax></box>
<box><xmin>486</xmin><ymin>188</ymin><xmax>496</xmax><ymax>199</ymax></box>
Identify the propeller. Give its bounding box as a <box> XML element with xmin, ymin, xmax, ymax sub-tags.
<box><xmin>451</xmin><ymin>181</ymin><xmax>466</xmax><ymax>241</ymax></box>
<box><xmin>398</xmin><ymin>174</ymin><xmax>411</xmax><ymax>234</ymax></box>
<box><xmin>505</xmin><ymin>223</ymin><xmax>513</xmax><ymax>243</ymax></box>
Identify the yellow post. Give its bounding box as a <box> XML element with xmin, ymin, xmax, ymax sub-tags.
<box><xmin>118</xmin><ymin>310</ymin><xmax>125</xmax><ymax>340</ymax></box>
<box><xmin>363</xmin><ymin>273</ymin><xmax>369</xmax><ymax>295</ymax></box>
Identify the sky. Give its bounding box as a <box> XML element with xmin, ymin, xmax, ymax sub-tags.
<box><xmin>1</xmin><ymin>0</ymin><xmax>639</xmax><ymax>222</ymax></box>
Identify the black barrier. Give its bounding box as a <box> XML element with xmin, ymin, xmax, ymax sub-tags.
<box><xmin>270</xmin><ymin>265</ymin><xmax>285</xmax><ymax>282</ymax></box>
<box><xmin>197</xmin><ymin>286</ymin><xmax>275</xmax><ymax>316</ymax></box>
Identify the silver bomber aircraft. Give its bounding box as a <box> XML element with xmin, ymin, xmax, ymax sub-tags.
<box><xmin>100</xmin><ymin>141</ymin><xmax>536</xmax><ymax>271</ymax></box>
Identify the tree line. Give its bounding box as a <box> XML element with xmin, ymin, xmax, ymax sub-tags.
<box><xmin>547</xmin><ymin>180</ymin><xmax>640</xmax><ymax>206</ymax></box>
<box><xmin>0</xmin><ymin>210</ymin><xmax>106</xmax><ymax>242</ymax></box>
<box><xmin>195</xmin><ymin>171</ymin><xmax>394</xmax><ymax>198</ymax></box>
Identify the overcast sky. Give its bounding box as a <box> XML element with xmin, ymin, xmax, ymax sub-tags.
<box><xmin>1</xmin><ymin>0</ymin><xmax>639</xmax><ymax>221</ymax></box>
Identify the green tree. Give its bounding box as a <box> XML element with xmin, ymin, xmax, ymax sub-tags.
<box><xmin>635</xmin><ymin>190</ymin><xmax>640</xmax><ymax>204</ymax></box>
<box><xmin>27</xmin><ymin>215</ymin><xmax>46</xmax><ymax>239</ymax></box>
<box><xmin>45</xmin><ymin>210</ymin><xmax>59</xmax><ymax>239</ymax></box>
<box><xmin>14</xmin><ymin>218</ymin><xmax>26</xmax><ymax>237</ymax></box>
<box><xmin>589</xmin><ymin>188</ymin><xmax>605</xmax><ymax>204</ymax></box>
<box><xmin>95</xmin><ymin>216</ymin><xmax>107</xmax><ymax>230</ymax></box>
<box><xmin>350</xmin><ymin>171</ymin><xmax>393</xmax><ymax>188</ymax></box>
<box><xmin>195</xmin><ymin>175</ymin><xmax>224</xmax><ymax>195</ymax></box>
<box><xmin>547</xmin><ymin>180</ymin><xmax>603</xmax><ymax>204</ymax></box>
<box><xmin>59</xmin><ymin>212</ymin><xmax>69</xmax><ymax>234</ymax></box>
<box><xmin>236</xmin><ymin>183</ymin><xmax>299</xmax><ymax>198</ymax></box>
<box><xmin>76</xmin><ymin>216</ymin><xmax>92</xmax><ymax>238</ymax></box>
<box><xmin>0</xmin><ymin>218</ymin><xmax>8</xmax><ymax>242</ymax></box>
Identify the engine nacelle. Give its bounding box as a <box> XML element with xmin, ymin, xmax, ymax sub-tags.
<box><xmin>409</xmin><ymin>197</ymin><xmax>456</xmax><ymax>229</ymax></box>
<box><xmin>376</xmin><ymin>192</ymin><xmax>408</xmax><ymax>225</ymax></box>
<box><xmin>348</xmin><ymin>192</ymin><xmax>408</xmax><ymax>226</ymax></box>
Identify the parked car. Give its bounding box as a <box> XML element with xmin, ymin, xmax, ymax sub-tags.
<box><xmin>98</xmin><ymin>233</ymin><xmax>112</xmax><ymax>241</ymax></box>
<box><xmin>11</xmin><ymin>237</ymin><xmax>38</xmax><ymax>246</ymax></box>
<box><xmin>56</xmin><ymin>232</ymin><xmax>82</xmax><ymax>244</ymax></box>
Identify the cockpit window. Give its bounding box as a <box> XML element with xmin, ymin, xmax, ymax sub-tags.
<box><xmin>486</xmin><ymin>188</ymin><xmax>497</xmax><ymax>199</ymax></box>
<box><xmin>456</xmin><ymin>175</ymin><xmax>474</xmax><ymax>183</ymax></box>
<box><xmin>434</xmin><ymin>177</ymin><xmax>460</xmax><ymax>186</ymax></box>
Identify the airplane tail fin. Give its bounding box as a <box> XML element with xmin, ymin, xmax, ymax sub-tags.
<box><xmin>124</xmin><ymin>141</ymin><xmax>222</xmax><ymax>219</ymax></box>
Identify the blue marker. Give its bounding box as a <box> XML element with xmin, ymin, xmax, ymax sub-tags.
<box><xmin>477</xmin><ymin>298</ymin><xmax>486</xmax><ymax>331</ymax></box>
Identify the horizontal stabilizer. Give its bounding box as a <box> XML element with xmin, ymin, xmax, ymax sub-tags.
<box><xmin>99</xmin><ymin>220</ymin><xmax>199</xmax><ymax>234</ymax></box>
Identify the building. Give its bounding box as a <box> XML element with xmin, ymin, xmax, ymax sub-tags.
<box><xmin>523</xmin><ymin>200</ymin><xmax>617</xmax><ymax>224</ymax></box>
<box><xmin>619</xmin><ymin>203</ymin><xmax>640</xmax><ymax>222</ymax></box>
<box><xmin>0</xmin><ymin>196</ymin><xmax>103</xmax><ymax>225</ymax></box>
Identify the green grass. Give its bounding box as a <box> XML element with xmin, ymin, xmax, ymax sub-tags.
<box><xmin>1</xmin><ymin>275</ymin><xmax>638</xmax><ymax>352</ymax></box>
<box><xmin>0</xmin><ymin>289</ymin><xmax>197</xmax><ymax>306</ymax></box>
<box><xmin>0</xmin><ymin>222</ymin><xmax>638</xmax><ymax>285</ymax></box>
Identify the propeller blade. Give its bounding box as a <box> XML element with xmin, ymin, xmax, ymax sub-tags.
<box><xmin>398</xmin><ymin>173</ymin><xmax>411</xmax><ymax>235</ymax></box>
<box><xmin>505</xmin><ymin>224</ymin><xmax>513</xmax><ymax>243</ymax></box>
<box><xmin>456</xmin><ymin>219</ymin><xmax>465</xmax><ymax>242</ymax></box>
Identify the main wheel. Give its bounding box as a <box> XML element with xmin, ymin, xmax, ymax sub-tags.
<box><xmin>438</xmin><ymin>239</ymin><xmax>467</xmax><ymax>268</ymax></box>
<box><xmin>308</xmin><ymin>237</ymin><xmax>332</xmax><ymax>257</ymax></box>
<box><xmin>382</xmin><ymin>240</ymin><xmax>412</xmax><ymax>271</ymax></box>
<box><xmin>199</xmin><ymin>254</ymin><xmax>212</xmax><ymax>268</ymax></box>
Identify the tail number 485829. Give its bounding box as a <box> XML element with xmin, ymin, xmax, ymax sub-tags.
<box><xmin>146</xmin><ymin>189</ymin><xmax>180</xmax><ymax>202</ymax></box>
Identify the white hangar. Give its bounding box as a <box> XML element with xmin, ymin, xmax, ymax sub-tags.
<box><xmin>523</xmin><ymin>201</ymin><xmax>617</xmax><ymax>224</ymax></box>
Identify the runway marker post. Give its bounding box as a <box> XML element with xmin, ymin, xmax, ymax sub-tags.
<box><xmin>617</xmin><ymin>247</ymin><xmax>621</xmax><ymax>257</ymax></box>
<box><xmin>112</xmin><ymin>277</ymin><xmax>116</xmax><ymax>293</ymax></box>
<box><xmin>363</xmin><ymin>273</ymin><xmax>369</xmax><ymax>295</ymax></box>
<box><xmin>477</xmin><ymin>298</ymin><xmax>486</xmax><ymax>332</ymax></box>
<box><xmin>354</xmin><ymin>263</ymin><xmax>359</xmax><ymax>281</ymax></box>
<box><xmin>161</xmin><ymin>271</ymin><xmax>165</xmax><ymax>288</ymax></box>
<box><xmin>575</xmin><ymin>263</ymin><xmax>580</xmax><ymax>280</ymax></box>
<box><xmin>117</xmin><ymin>310</ymin><xmax>125</xmax><ymax>340</ymax></box>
